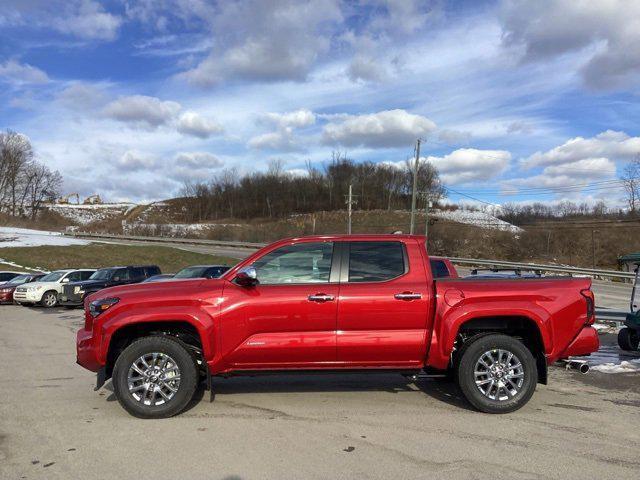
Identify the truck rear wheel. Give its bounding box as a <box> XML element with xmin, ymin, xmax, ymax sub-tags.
<box><xmin>112</xmin><ymin>336</ymin><xmax>198</xmax><ymax>419</ymax></box>
<box><xmin>617</xmin><ymin>327</ymin><xmax>639</xmax><ymax>351</ymax></box>
<box><xmin>456</xmin><ymin>334</ymin><xmax>537</xmax><ymax>414</ymax></box>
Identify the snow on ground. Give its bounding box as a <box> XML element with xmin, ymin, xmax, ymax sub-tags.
<box><xmin>45</xmin><ymin>203</ymin><xmax>135</xmax><ymax>225</ymax></box>
<box><xmin>587</xmin><ymin>342</ymin><xmax>640</xmax><ymax>373</ymax></box>
<box><xmin>126</xmin><ymin>223</ymin><xmax>245</xmax><ymax>236</ymax></box>
<box><xmin>432</xmin><ymin>209</ymin><xmax>522</xmax><ymax>232</ymax></box>
<box><xmin>0</xmin><ymin>227</ymin><xmax>88</xmax><ymax>247</ymax></box>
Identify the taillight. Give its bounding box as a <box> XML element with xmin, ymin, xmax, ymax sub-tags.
<box><xmin>580</xmin><ymin>289</ymin><xmax>595</xmax><ymax>325</ymax></box>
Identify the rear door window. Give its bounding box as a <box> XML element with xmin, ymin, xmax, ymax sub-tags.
<box><xmin>430</xmin><ymin>259</ymin><xmax>450</xmax><ymax>278</ymax></box>
<box><xmin>347</xmin><ymin>242</ymin><xmax>406</xmax><ymax>282</ymax></box>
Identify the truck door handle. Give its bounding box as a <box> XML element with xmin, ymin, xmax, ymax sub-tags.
<box><xmin>308</xmin><ymin>294</ymin><xmax>335</xmax><ymax>302</ymax></box>
<box><xmin>394</xmin><ymin>292</ymin><xmax>422</xmax><ymax>300</ymax></box>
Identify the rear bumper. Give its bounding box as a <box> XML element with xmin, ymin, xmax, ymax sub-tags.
<box><xmin>560</xmin><ymin>326</ymin><xmax>599</xmax><ymax>358</ymax></box>
<box><xmin>0</xmin><ymin>291</ymin><xmax>13</xmax><ymax>303</ymax></box>
<box><xmin>76</xmin><ymin>328</ymin><xmax>102</xmax><ymax>372</ymax></box>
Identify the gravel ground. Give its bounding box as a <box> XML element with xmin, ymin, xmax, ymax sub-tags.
<box><xmin>0</xmin><ymin>305</ymin><xmax>638</xmax><ymax>480</ymax></box>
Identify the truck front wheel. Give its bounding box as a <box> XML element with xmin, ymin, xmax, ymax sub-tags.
<box><xmin>112</xmin><ymin>336</ymin><xmax>198</xmax><ymax>419</ymax></box>
<box><xmin>456</xmin><ymin>334</ymin><xmax>537</xmax><ymax>414</ymax></box>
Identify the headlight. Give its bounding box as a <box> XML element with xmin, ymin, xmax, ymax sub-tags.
<box><xmin>89</xmin><ymin>297</ymin><xmax>119</xmax><ymax>317</ymax></box>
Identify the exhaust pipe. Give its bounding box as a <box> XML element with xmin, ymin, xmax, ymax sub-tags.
<box><xmin>560</xmin><ymin>359</ymin><xmax>590</xmax><ymax>374</ymax></box>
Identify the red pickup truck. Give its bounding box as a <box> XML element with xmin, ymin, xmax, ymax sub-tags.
<box><xmin>76</xmin><ymin>234</ymin><xmax>598</xmax><ymax>418</ymax></box>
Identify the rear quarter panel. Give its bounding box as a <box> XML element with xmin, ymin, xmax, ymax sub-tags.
<box><xmin>427</xmin><ymin>277</ymin><xmax>592</xmax><ymax>369</ymax></box>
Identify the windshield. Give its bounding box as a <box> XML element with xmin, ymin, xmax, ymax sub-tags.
<box><xmin>6</xmin><ymin>274</ymin><xmax>30</xmax><ymax>285</ymax></box>
<box><xmin>174</xmin><ymin>267</ymin><xmax>208</xmax><ymax>279</ymax></box>
<box><xmin>39</xmin><ymin>271</ymin><xmax>67</xmax><ymax>282</ymax></box>
<box><xmin>89</xmin><ymin>269</ymin><xmax>115</xmax><ymax>280</ymax></box>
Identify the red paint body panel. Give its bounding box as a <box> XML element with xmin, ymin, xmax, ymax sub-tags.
<box><xmin>76</xmin><ymin>234</ymin><xmax>599</xmax><ymax>379</ymax></box>
<box><xmin>560</xmin><ymin>326</ymin><xmax>599</xmax><ymax>357</ymax></box>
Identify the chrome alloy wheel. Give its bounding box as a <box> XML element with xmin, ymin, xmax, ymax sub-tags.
<box><xmin>127</xmin><ymin>353</ymin><xmax>181</xmax><ymax>406</ymax></box>
<box><xmin>474</xmin><ymin>349</ymin><xmax>525</xmax><ymax>401</ymax></box>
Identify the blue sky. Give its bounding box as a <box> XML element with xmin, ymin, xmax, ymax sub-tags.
<box><xmin>1</xmin><ymin>0</ymin><xmax>639</xmax><ymax>205</ymax></box>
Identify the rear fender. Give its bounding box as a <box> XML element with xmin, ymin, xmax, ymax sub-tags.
<box><xmin>426</xmin><ymin>303</ymin><xmax>551</xmax><ymax>370</ymax></box>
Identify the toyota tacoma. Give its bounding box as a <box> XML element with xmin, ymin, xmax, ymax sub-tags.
<box><xmin>76</xmin><ymin>235</ymin><xmax>598</xmax><ymax>418</ymax></box>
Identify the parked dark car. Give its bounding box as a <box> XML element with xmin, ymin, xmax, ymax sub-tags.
<box><xmin>0</xmin><ymin>271</ymin><xmax>23</xmax><ymax>283</ymax></box>
<box><xmin>59</xmin><ymin>265</ymin><xmax>161</xmax><ymax>307</ymax></box>
<box><xmin>173</xmin><ymin>265</ymin><xmax>230</xmax><ymax>279</ymax></box>
<box><xmin>0</xmin><ymin>273</ymin><xmax>46</xmax><ymax>304</ymax></box>
<box><xmin>142</xmin><ymin>274</ymin><xmax>175</xmax><ymax>283</ymax></box>
<box><xmin>141</xmin><ymin>265</ymin><xmax>230</xmax><ymax>283</ymax></box>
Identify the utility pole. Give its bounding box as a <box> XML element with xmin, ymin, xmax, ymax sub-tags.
<box><xmin>591</xmin><ymin>229</ymin><xmax>596</xmax><ymax>270</ymax></box>
<box><xmin>345</xmin><ymin>184</ymin><xmax>357</xmax><ymax>234</ymax></box>
<box><xmin>409</xmin><ymin>138</ymin><xmax>421</xmax><ymax>234</ymax></box>
<box><xmin>424</xmin><ymin>194</ymin><xmax>431</xmax><ymax>238</ymax></box>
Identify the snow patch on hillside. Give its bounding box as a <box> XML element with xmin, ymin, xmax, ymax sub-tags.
<box><xmin>433</xmin><ymin>209</ymin><xmax>522</xmax><ymax>232</ymax></box>
<box><xmin>45</xmin><ymin>203</ymin><xmax>136</xmax><ymax>225</ymax></box>
<box><xmin>0</xmin><ymin>227</ymin><xmax>89</xmax><ymax>248</ymax></box>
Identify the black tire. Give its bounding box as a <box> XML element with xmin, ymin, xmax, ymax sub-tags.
<box><xmin>40</xmin><ymin>290</ymin><xmax>58</xmax><ymax>308</ymax></box>
<box><xmin>456</xmin><ymin>334</ymin><xmax>537</xmax><ymax>414</ymax></box>
<box><xmin>112</xmin><ymin>336</ymin><xmax>198</xmax><ymax>419</ymax></box>
<box><xmin>618</xmin><ymin>327</ymin><xmax>640</xmax><ymax>351</ymax></box>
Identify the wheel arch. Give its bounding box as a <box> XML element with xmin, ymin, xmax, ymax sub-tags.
<box><xmin>105</xmin><ymin>320</ymin><xmax>205</xmax><ymax>379</ymax></box>
<box><xmin>455</xmin><ymin>315</ymin><xmax>548</xmax><ymax>384</ymax></box>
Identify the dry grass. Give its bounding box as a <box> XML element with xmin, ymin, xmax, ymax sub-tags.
<box><xmin>0</xmin><ymin>243</ymin><xmax>236</xmax><ymax>273</ymax></box>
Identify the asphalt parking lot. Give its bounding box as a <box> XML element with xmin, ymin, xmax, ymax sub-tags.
<box><xmin>1</xmin><ymin>305</ymin><xmax>639</xmax><ymax>480</ymax></box>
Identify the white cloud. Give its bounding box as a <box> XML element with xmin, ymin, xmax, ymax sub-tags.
<box><xmin>502</xmin><ymin>157</ymin><xmax>616</xmax><ymax>198</ymax></box>
<box><xmin>117</xmin><ymin>150</ymin><xmax>160</xmax><ymax>172</ymax></box>
<box><xmin>172</xmin><ymin>152</ymin><xmax>225</xmax><ymax>183</ymax></box>
<box><xmin>260</xmin><ymin>109</ymin><xmax>316</xmax><ymax>129</ymax></box>
<box><xmin>500</xmin><ymin>0</ymin><xmax>640</xmax><ymax>90</ymax></box>
<box><xmin>522</xmin><ymin>130</ymin><xmax>640</xmax><ymax>169</ymax></box>
<box><xmin>56</xmin><ymin>82</ymin><xmax>106</xmax><ymax>110</ymax></box>
<box><xmin>248</xmin><ymin>128</ymin><xmax>301</xmax><ymax>152</ymax></box>
<box><xmin>322</xmin><ymin>109</ymin><xmax>436</xmax><ymax>148</ymax></box>
<box><xmin>0</xmin><ymin>60</ymin><xmax>49</xmax><ymax>85</ymax></box>
<box><xmin>347</xmin><ymin>56</ymin><xmax>391</xmax><ymax>83</ymax></box>
<box><xmin>0</xmin><ymin>1</ymin><xmax>122</xmax><ymax>41</ymax></box>
<box><xmin>174</xmin><ymin>152</ymin><xmax>224</xmax><ymax>169</ymax></box>
<box><xmin>104</xmin><ymin>95</ymin><xmax>181</xmax><ymax>128</ymax></box>
<box><xmin>179</xmin><ymin>0</ymin><xmax>343</xmax><ymax>87</ymax></box>
<box><xmin>427</xmin><ymin>148</ymin><xmax>511</xmax><ymax>184</ymax></box>
<box><xmin>176</xmin><ymin>111</ymin><xmax>224</xmax><ymax>138</ymax></box>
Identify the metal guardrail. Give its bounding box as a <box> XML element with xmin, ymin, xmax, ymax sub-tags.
<box><xmin>594</xmin><ymin>308</ymin><xmax>627</xmax><ymax>324</ymax></box>
<box><xmin>67</xmin><ymin>232</ymin><xmax>634</xmax><ymax>280</ymax></box>
<box><xmin>448</xmin><ymin>257</ymin><xmax>635</xmax><ymax>280</ymax></box>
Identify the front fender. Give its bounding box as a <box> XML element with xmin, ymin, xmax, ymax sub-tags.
<box><xmin>98</xmin><ymin>305</ymin><xmax>215</xmax><ymax>365</ymax></box>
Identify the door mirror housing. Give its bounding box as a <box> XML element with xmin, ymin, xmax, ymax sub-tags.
<box><xmin>235</xmin><ymin>266</ymin><xmax>258</xmax><ymax>287</ymax></box>
<box><xmin>62</xmin><ymin>278</ymin><xmax>70</xmax><ymax>283</ymax></box>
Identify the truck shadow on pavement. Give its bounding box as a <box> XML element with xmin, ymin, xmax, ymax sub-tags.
<box><xmin>101</xmin><ymin>374</ymin><xmax>473</xmax><ymax>412</ymax></box>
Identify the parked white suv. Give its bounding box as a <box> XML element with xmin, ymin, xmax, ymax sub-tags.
<box><xmin>14</xmin><ymin>269</ymin><xmax>96</xmax><ymax>307</ymax></box>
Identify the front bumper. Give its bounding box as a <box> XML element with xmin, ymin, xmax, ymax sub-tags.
<box><xmin>76</xmin><ymin>327</ymin><xmax>102</xmax><ymax>372</ymax></box>
<box><xmin>561</xmin><ymin>326</ymin><xmax>599</xmax><ymax>358</ymax></box>
<box><xmin>13</xmin><ymin>290</ymin><xmax>42</xmax><ymax>303</ymax></box>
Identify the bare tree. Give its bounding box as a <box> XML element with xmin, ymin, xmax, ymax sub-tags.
<box><xmin>621</xmin><ymin>156</ymin><xmax>640</xmax><ymax>214</ymax></box>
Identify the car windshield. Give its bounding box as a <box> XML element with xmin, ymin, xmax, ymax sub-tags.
<box><xmin>38</xmin><ymin>271</ymin><xmax>67</xmax><ymax>282</ymax></box>
<box><xmin>89</xmin><ymin>269</ymin><xmax>115</xmax><ymax>280</ymax></box>
<box><xmin>6</xmin><ymin>274</ymin><xmax>30</xmax><ymax>285</ymax></box>
<box><xmin>174</xmin><ymin>267</ymin><xmax>208</xmax><ymax>279</ymax></box>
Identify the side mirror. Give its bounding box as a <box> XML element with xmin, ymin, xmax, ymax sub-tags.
<box><xmin>112</xmin><ymin>277</ymin><xmax>120</xmax><ymax>282</ymax></box>
<box><xmin>234</xmin><ymin>266</ymin><xmax>258</xmax><ymax>287</ymax></box>
<box><xmin>62</xmin><ymin>278</ymin><xmax>70</xmax><ymax>283</ymax></box>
